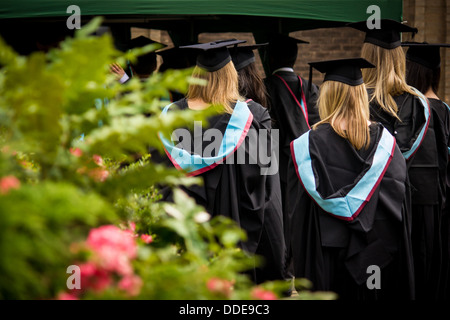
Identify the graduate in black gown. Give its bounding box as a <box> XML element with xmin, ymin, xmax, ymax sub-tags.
<box><xmin>231</xmin><ymin>43</ymin><xmax>269</xmax><ymax>107</ymax></box>
<box><xmin>349</xmin><ymin>20</ymin><xmax>439</xmax><ymax>299</ymax></box>
<box><xmin>158</xmin><ymin>39</ymin><xmax>282</xmax><ymax>283</ymax></box>
<box><xmin>157</xmin><ymin>46</ymin><xmax>197</xmax><ymax>102</ymax></box>
<box><xmin>111</xmin><ymin>36</ymin><xmax>167</xmax><ymax>84</ymax></box>
<box><xmin>263</xmin><ymin>35</ymin><xmax>320</xmax><ymax>279</ymax></box>
<box><xmin>348</xmin><ymin>20</ymin><xmax>428</xmax><ymax>165</ymax></box>
<box><xmin>404</xmin><ymin>42</ymin><xmax>450</xmax><ymax>299</ymax></box>
<box><xmin>286</xmin><ymin>58</ymin><xmax>415</xmax><ymax>300</ymax></box>
<box><xmin>230</xmin><ymin>43</ymin><xmax>287</xmax><ymax>283</ymax></box>
<box><xmin>264</xmin><ymin>34</ymin><xmax>320</xmax><ymax>189</ymax></box>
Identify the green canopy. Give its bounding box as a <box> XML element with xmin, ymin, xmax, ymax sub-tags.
<box><xmin>1</xmin><ymin>0</ymin><xmax>402</xmax><ymax>32</ymax></box>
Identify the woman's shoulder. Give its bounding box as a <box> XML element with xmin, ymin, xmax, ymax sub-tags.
<box><xmin>244</xmin><ymin>99</ymin><xmax>270</xmax><ymax>124</ymax></box>
<box><xmin>428</xmin><ymin>97</ymin><xmax>449</xmax><ymax>109</ymax></box>
<box><xmin>309</xmin><ymin>122</ymin><xmax>385</xmax><ymax>144</ymax></box>
<box><xmin>308</xmin><ymin>123</ymin><xmax>336</xmax><ymax>142</ymax></box>
<box><xmin>173</xmin><ymin>97</ymin><xmax>189</xmax><ymax>110</ymax></box>
<box><xmin>398</xmin><ymin>88</ymin><xmax>427</xmax><ymax>103</ymax></box>
<box><xmin>162</xmin><ymin>98</ymin><xmax>189</xmax><ymax>113</ymax></box>
<box><xmin>428</xmin><ymin>98</ymin><xmax>450</xmax><ymax>121</ymax></box>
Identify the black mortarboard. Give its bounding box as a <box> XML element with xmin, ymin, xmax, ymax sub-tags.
<box><xmin>402</xmin><ymin>42</ymin><xmax>450</xmax><ymax>69</ymax></box>
<box><xmin>156</xmin><ymin>46</ymin><xmax>196</xmax><ymax>71</ymax></box>
<box><xmin>127</xmin><ymin>36</ymin><xmax>167</xmax><ymax>76</ymax></box>
<box><xmin>268</xmin><ymin>33</ymin><xmax>309</xmax><ymax>47</ymax></box>
<box><xmin>308</xmin><ymin>58</ymin><xmax>375</xmax><ymax>86</ymax></box>
<box><xmin>267</xmin><ymin>33</ymin><xmax>309</xmax><ymax>70</ymax></box>
<box><xmin>347</xmin><ymin>19</ymin><xmax>418</xmax><ymax>49</ymax></box>
<box><xmin>180</xmin><ymin>39</ymin><xmax>246</xmax><ymax>72</ymax></box>
<box><xmin>129</xmin><ymin>35</ymin><xmax>167</xmax><ymax>50</ymax></box>
<box><xmin>268</xmin><ymin>33</ymin><xmax>309</xmax><ymax>55</ymax></box>
<box><xmin>229</xmin><ymin>43</ymin><xmax>268</xmax><ymax>71</ymax></box>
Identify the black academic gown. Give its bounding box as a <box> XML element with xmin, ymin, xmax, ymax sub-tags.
<box><xmin>368</xmin><ymin>90</ymin><xmax>429</xmax><ymax>166</ymax></box>
<box><xmin>158</xmin><ymin>98</ymin><xmax>286</xmax><ymax>283</ymax></box>
<box><xmin>264</xmin><ymin>70</ymin><xmax>320</xmax><ymax>275</ymax></box>
<box><xmin>428</xmin><ymin>98</ymin><xmax>450</xmax><ymax>299</ymax></box>
<box><xmin>407</xmin><ymin>98</ymin><xmax>450</xmax><ymax>300</ymax></box>
<box><xmin>370</xmin><ymin>90</ymin><xmax>444</xmax><ymax>300</ymax></box>
<box><xmin>264</xmin><ymin>72</ymin><xmax>320</xmax><ymax>189</ymax></box>
<box><xmin>286</xmin><ymin>123</ymin><xmax>414</xmax><ymax>300</ymax></box>
<box><xmin>246</xmin><ymin>100</ymin><xmax>287</xmax><ymax>284</ymax></box>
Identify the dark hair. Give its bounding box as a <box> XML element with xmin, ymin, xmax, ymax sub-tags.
<box><xmin>131</xmin><ymin>52</ymin><xmax>157</xmax><ymax>76</ymax></box>
<box><xmin>237</xmin><ymin>63</ymin><xmax>268</xmax><ymax>107</ymax></box>
<box><xmin>268</xmin><ymin>43</ymin><xmax>298</xmax><ymax>70</ymax></box>
<box><xmin>405</xmin><ymin>59</ymin><xmax>440</xmax><ymax>94</ymax></box>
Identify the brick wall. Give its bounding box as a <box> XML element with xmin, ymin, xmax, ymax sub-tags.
<box><xmin>290</xmin><ymin>28</ymin><xmax>365</xmax><ymax>86</ymax></box>
<box><xmin>131</xmin><ymin>27</ymin><xmax>364</xmax><ymax>87</ymax></box>
<box><xmin>401</xmin><ymin>0</ymin><xmax>449</xmax><ymax>102</ymax></box>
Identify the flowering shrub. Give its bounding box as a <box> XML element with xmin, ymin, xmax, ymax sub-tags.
<box><xmin>0</xmin><ymin>175</ymin><xmax>20</xmax><ymax>194</ymax></box>
<box><xmin>251</xmin><ymin>287</ymin><xmax>278</xmax><ymax>300</ymax></box>
<box><xmin>58</xmin><ymin>225</ymin><xmax>144</xmax><ymax>299</ymax></box>
<box><xmin>206</xmin><ymin>278</ymin><xmax>235</xmax><ymax>299</ymax></box>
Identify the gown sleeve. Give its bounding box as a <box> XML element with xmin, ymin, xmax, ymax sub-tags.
<box><xmin>285</xmin><ymin>153</ymin><xmax>326</xmax><ymax>289</ymax></box>
<box><xmin>302</xmin><ymin>79</ymin><xmax>320</xmax><ymax>126</ymax></box>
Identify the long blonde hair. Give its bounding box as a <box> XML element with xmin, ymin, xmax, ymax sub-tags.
<box><xmin>186</xmin><ymin>61</ymin><xmax>243</xmax><ymax>114</ymax></box>
<box><xmin>361</xmin><ymin>43</ymin><xmax>419</xmax><ymax>118</ymax></box>
<box><xmin>313</xmin><ymin>81</ymin><xmax>371</xmax><ymax>150</ymax></box>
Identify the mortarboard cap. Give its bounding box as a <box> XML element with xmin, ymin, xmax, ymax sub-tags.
<box><xmin>129</xmin><ymin>35</ymin><xmax>167</xmax><ymax>50</ymax></box>
<box><xmin>267</xmin><ymin>33</ymin><xmax>309</xmax><ymax>69</ymax></box>
<box><xmin>180</xmin><ymin>39</ymin><xmax>246</xmax><ymax>72</ymax></box>
<box><xmin>402</xmin><ymin>42</ymin><xmax>450</xmax><ymax>69</ymax></box>
<box><xmin>308</xmin><ymin>58</ymin><xmax>375</xmax><ymax>86</ymax></box>
<box><xmin>347</xmin><ymin>19</ymin><xmax>418</xmax><ymax>49</ymax></box>
<box><xmin>127</xmin><ymin>36</ymin><xmax>167</xmax><ymax>76</ymax></box>
<box><xmin>268</xmin><ymin>33</ymin><xmax>309</xmax><ymax>55</ymax></box>
<box><xmin>229</xmin><ymin>43</ymin><xmax>268</xmax><ymax>71</ymax></box>
<box><xmin>156</xmin><ymin>46</ymin><xmax>196</xmax><ymax>71</ymax></box>
<box><xmin>268</xmin><ymin>33</ymin><xmax>309</xmax><ymax>46</ymax></box>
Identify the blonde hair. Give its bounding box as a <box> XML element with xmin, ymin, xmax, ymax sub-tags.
<box><xmin>313</xmin><ymin>81</ymin><xmax>371</xmax><ymax>150</ymax></box>
<box><xmin>361</xmin><ymin>43</ymin><xmax>419</xmax><ymax>118</ymax></box>
<box><xmin>186</xmin><ymin>61</ymin><xmax>243</xmax><ymax>114</ymax></box>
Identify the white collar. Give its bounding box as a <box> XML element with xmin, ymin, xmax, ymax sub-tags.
<box><xmin>272</xmin><ymin>67</ymin><xmax>294</xmax><ymax>74</ymax></box>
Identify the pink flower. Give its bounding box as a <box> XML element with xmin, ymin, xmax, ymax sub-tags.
<box><xmin>20</xmin><ymin>160</ymin><xmax>32</xmax><ymax>169</ymax></box>
<box><xmin>206</xmin><ymin>278</ymin><xmax>234</xmax><ymax>298</ymax></box>
<box><xmin>86</xmin><ymin>225</ymin><xmax>138</xmax><ymax>275</ymax></box>
<box><xmin>57</xmin><ymin>292</ymin><xmax>79</xmax><ymax>300</ymax></box>
<box><xmin>79</xmin><ymin>262</ymin><xmax>112</xmax><ymax>292</ymax></box>
<box><xmin>0</xmin><ymin>145</ymin><xmax>17</xmax><ymax>156</ymax></box>
<box><xmin>140</xmin><ymin>234</ymin><xmax>153</xmax><ymax>244</ymax></box>
<box><xmin>250</xmin><ymin>287</ymin><xmax>277</xmax><ymax>300</ymax></box>
<box><xmin>118</xmin><ymin>274</ymin><xmax>143</xmax><ymax>297</ymax></box>
<box><xmin>0</xmin><ymin>176</ymin><xmax>20</xmax><ymax>194</ymax></box>
<box><xmin>69</xmin><ymin>147</ymin><xmax>83</xmax><ymax>157</ymax></box>
<box><xmin>88</xmin><ymin>168</ymin><xmax>109</xmax><ymax>182</ymax></box>
<box><xmin>87</xmin><ymin>225</ymin><xmax>137</xmax><ymax>259</ymax></box>
<box><xmin>92</xmin><ymin>154</ymin><xmax>104</xmax><ymax>166</ymax></box>
<box><xmin>93</xmin><ymin>246</ymin><xmax>134</xmax><ymax>276</ymax></box>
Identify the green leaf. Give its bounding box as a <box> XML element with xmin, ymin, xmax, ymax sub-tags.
<box><xmin>75</xmin><ymin>17</ymin><xmax>104</xmax><ymax>39</ymax></box>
